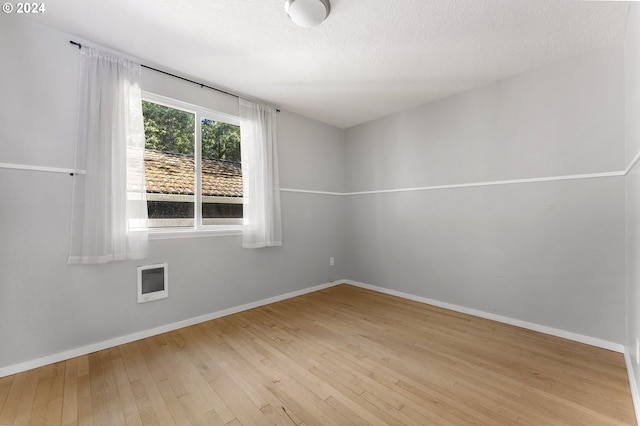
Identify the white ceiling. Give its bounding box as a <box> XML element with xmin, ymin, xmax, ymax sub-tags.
<box><xmin>26</xmin><ymin>0</ymin><xmax>630</xmax><ymax>129</ymax></box>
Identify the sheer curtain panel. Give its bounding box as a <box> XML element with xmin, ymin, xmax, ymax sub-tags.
<box><xmin>68</xmin><ymin>47</ymin><xmax>148</xmax><ymax>264</ymax></box>
<box><xmin>239</xmin><ymin>99</ymin><xmax>282</xmax><ymax>248</ymax></box>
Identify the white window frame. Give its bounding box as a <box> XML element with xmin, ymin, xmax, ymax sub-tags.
<box><xmin>142</xmin><ymin>92</ymin><xmax>243</xmax><ymax>239</ymax></box>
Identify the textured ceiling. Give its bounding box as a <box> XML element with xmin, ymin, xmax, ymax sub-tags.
<box><xmin>24</xmin><ymin>0</ymin><xmax>630</xmax><ymax>129</ymax></box>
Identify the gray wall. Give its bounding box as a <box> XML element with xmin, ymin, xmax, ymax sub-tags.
<box><xmin>626</xmin><ymin>2</ymin><xmax>640</xmax><ymax>402</ymax></box>
<box><xmin>0</xmin><ymin>19</ymin><xmax>346</xmax><ymax>369</ymax></box>
<box><xmin>344</xmin><ymin>45</ymin><xmax>626</xmax><ymax>343</ymax></box>
<box><xmin>0</xmin><ymin>13</ymin><xmax>632</xmax><ymax>373</ymax></box>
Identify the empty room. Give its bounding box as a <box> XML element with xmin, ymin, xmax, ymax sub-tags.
<box><xmin>1</xmin><ymin>0</ymin><xmax>640</xmax><ymax>424</ymax></box>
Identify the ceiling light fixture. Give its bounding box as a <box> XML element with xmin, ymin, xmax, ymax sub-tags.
<box><xmin>285</xmin><ymin>0</ymin><xmax>330</xmax><ymax>28</ymax></box>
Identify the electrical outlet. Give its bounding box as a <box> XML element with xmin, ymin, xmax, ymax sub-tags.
<box><xmin>330</xmin><ymin>256</ymin><xmax>334</xmax><ymax>266</ymax></box>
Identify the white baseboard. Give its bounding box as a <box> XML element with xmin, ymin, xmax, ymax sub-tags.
<box><xmin>0</xmin><ymin>279</ymin><xmax>627</xmax><ymax>378</ymax></box>
<box><xmin>0</xmin><ymin>281</ymin><xmax>337</xmax><ymax>378</ymax></box>
<box><xmin>624</xmin><ymin>350</ymin><xmax>640</xmax><ymax>426</ymax></box>
<box><xmin>342</xmin><ymin>279</ymin><xmax>625</xmax><ymax>353</ymax></box>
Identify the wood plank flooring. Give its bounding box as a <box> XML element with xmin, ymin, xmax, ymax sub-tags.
<box><xmin>0</xmin><ymin>284</ymin><xmax>635</xmax><ymax>425</ymax></box>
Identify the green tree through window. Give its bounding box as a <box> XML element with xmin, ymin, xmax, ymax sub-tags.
<box><xmin>142</xmin><ymin>101</ymin><xmax>195</xmax><ymax>154</ymax></box>
<box><xmin>201</xmin><ymin>119</ymin><xmax>241</xmax><ymax>161</ymax></box>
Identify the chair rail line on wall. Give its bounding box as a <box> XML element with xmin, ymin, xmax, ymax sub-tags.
<box><xmin>1</xmin><ymin>161</ymin><xmax>630</xmax><ymax>195</ymax></box>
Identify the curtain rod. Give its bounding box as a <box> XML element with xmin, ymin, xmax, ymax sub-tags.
<box><xmin>69</xmin><ymin>40</ymin><xmax>280</xmax><ymax>112</ymax></box>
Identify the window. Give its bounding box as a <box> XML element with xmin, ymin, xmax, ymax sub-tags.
<box><xmin>142</xmin><ymin>93</ymin><xmax>242</xmax><ymax>232</ymax></box>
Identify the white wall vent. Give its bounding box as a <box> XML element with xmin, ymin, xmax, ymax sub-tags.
<box><xmin>137</xmin><ymin>263</ymin><xmax>168</xmax><ymax>303</ymax></box>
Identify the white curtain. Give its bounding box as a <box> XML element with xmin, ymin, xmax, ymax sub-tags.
<box><xmin>239</xmin><ymin>99</ymin><xmax>282</xmax><ymax>248</ymax></box>
<box><xmin>68</xmin><ymin>47</ymin><xmax>148</xmax><ymax>264</ymax></box>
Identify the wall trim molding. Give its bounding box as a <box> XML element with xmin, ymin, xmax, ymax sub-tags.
<box><xmin>342</xmin><ymin>170</ymin><xmax>623</xmax><ymax>196</ymax></box>
<box><xmin>627</xmin><ymin>148</ymin><xmax>640</xmax><ymax>175</ymax></box>
<box><xmin>343</xmin><ymin>279</ymin><xmax>625</xmax><ymax>353</ymax></box>
<box><xmin>282</xmin><ymin>170</ymin><xmax>625</xmax><ymax>197</ymax></box>
<box><xmin>1</xmin><ymin>161</ymin><xmax>630</xmax><ymax>196</ymax></box>
<box><xmin>280</xmin><ymin>187</ymin><xmax>344</xmax><ymax>196</ymax></box>
<box><xmin>0</xmin><ymin>162</ymin><xmax>84</xmax><ymax>175</ymax></box>
<box><xmin>624</xmin><ymin>350</ymin><xmax>640</xmax><ymax>425</ymax></box>
<box><xmin>1</xmin><ymin>279</ymin><xmax>625</xmax><ymax>378</ymax></box>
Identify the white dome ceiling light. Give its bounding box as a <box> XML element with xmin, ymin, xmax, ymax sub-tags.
<box><xmin>285</xmin><ymin>0</ymin><xmax>330</xmax><ymax>28</ymax></box>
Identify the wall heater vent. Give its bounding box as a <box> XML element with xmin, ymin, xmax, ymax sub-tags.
<box><xmin>137</xmin><ymin>263</ymin><xmax>168</xmax><ymax>303</ymax></box>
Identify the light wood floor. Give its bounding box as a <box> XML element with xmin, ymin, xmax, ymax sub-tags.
<box><xmin>0</xmin><ymin>284</ymin><xmax>635</xmax><ymax>425</ymax></box>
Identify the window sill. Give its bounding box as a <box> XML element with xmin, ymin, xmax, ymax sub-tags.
<box><xmin>148</xmin><ymin>226</ymin><xmax>242</xmax><ymax>240</ymax></box>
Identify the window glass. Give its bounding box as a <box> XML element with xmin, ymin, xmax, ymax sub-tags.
<box><xmin>201</xmin><ymin>118</ymin><xmax>243</xmax><ymax>225</ymax></box>
<box><xmin>142</xmin><ymin>97</ymin><xmax>242</xmax><ymax>230</ymax></box>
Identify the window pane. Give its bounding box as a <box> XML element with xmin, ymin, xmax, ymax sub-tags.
<box><xmin>143</xmin><ymin>101</ymin><xmax>195</xmax><ymax>228</ymax></box>
<box><xmin>201</xmin><ymin>118</ymin><xmax>243</xmax><ymax>225</ymax></box>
